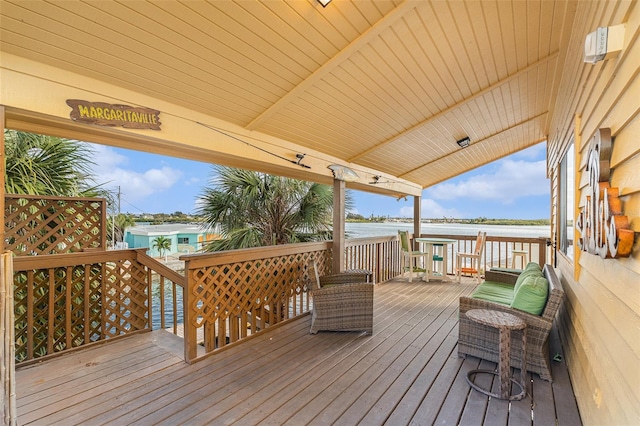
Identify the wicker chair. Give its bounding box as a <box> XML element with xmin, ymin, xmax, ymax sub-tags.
<box><xmin>458</xmin><ymin>265</ymin><xmax>564</xmax><ymax>382</ymax></box>
<box><xmin>308</xmin><ymin>260</ymin><xmax>374</xmax><ymax>335</ymax></box>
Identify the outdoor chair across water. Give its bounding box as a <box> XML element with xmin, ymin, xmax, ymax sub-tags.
<box><xmin>308</xmin><ymin>259</ymin><xmax>374</xmax><ymax>335</ymax></box>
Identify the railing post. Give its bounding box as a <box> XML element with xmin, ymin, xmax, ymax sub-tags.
<box><xmin>413</xmin><ymin>195</ymin><xmax>422</xmax><ymax>249</ymax></box>
<box><xmin>182</xmin><ymin>259</ymin><xmax>197</xmax><ymax>363</ymax></box>
<box><xmin>538</xmin><ymin>237</ymin><xmax>547</xmax><ymax>265</ymax></box>
<box><xmin>1</xmin><ymin>251</ymin><xmax>17</xmax><ymax>426</ymax></box>
<box><xmin>332</xmin><ymin>179</ymin><xmax>346</xmax><ymax>273</ymax></box>
<box><xmin>377</xmin><ymin>242</ymin><xmax>382</xmax><ymax>283</ymax></box>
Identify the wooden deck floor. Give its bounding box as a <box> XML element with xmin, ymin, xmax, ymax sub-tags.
<box><xmin>15</xmin><ymin>277</ymin><xmax>582</xmax><ymax>425</ymax></box>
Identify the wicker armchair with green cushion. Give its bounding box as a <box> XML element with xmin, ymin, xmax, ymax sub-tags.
<box><xmin>308</xmin><ymin>260</ymin><xmax>374</xmax><ymax>335</ymax></box>
<box><xmin>458</xmin><ymin>263</ymin><xmax>564</xmax><ymax>382</ymax></box>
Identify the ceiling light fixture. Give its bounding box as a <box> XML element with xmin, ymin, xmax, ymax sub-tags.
<box><xmin>456</xmin><ymin>136</ymin><xmax>471</xmax><ymax>148</ymax></box>
<box><xmin>328</xmin><ymin>164</ymin><xmax>359</xmax><ymax>182</ymax></box>
<box><xmin>317</xmin><ymin>0</ymin><xmax>332</xmax><ymax>7</ymax></box>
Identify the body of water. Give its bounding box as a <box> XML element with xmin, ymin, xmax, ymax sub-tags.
<box><xmin>346</xmin><ymin>222</ymin><xmax>550</xmax><ymax>239</ymax></box>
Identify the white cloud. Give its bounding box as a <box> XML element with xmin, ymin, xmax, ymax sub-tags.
<box><xmin>399</xmin><ymin>198</ymin><xmax>461</xmax><ymax>218</ymax></box>
<box><xmin>512</xmin><ymin>143</ymin><xmax>546</xmax><ymax>160</ymax></box>
<box><xmin>425</xmin><ymin>159</ymin><xmax>548</xmax><ymax>204</ymax></box>
<box><xmin>91</xmin><ymin>145</ymin><xmax>182</xmax><ymax>202</ymax></box>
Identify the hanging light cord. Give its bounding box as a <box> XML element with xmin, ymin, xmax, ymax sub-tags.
<box><xmin>196</xmin><ymin>122</ymin><xmax>311</xmax><ymax>169</ymax></box>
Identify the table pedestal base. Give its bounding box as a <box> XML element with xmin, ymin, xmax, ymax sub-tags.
<box><xmin>466</xmin><ymin>369</ymin><xmax>526</xmax><ymax>401</ymax></box>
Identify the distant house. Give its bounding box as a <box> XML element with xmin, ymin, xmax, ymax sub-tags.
<box><xmin>124</xmin><ymin>224</ymin><xmax>219</xmax><ymax>257</ymax></box>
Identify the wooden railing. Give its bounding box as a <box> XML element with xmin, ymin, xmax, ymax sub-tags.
<box><xmin>8</xmin><ymin>232</ymin><xmax>548</xmax><ymax>365</ymax></box>
<box><xmin>420</xmin><ymin>233</ymin><xmax>549</xmax><ymax>275</ymax></box>
<box><xmin>181</xmin><ymin>242</ymin><xmax>331</xmax><ymax>362</ymax></box>
<box><xmin>12</xmin><ymin>248</ymin><xmax>185</xmax><ymax>365</ymax></box>
<box><xmin>137</xmin><ymin>252</ymin><xmax>186</xmax><ymax>335</ymax></box>
<box><xmin>345</xmin><ymin>235</ymin><xmax>402</xmax><ymax>283</ymax></box>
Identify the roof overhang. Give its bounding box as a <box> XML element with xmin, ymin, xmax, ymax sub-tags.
<box><xmin>0</xmin><ymin>0</ymin><xmax>578</xmax><ymax>197</ymax></box>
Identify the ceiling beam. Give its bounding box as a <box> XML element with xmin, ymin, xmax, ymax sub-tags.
<box><xmin>398</xmin><ymin>111</ymin><xmax>549</xmax><ymax>180</ymax></box>
<box><xmin>348</xmin><ymin>52</ymin><xmax>559</xmax><ymax>163</ymax></box>
<box><xmin>245</xmin><ymin>0</ymin><xmax>419</xmax><ymax>131</ymax></box>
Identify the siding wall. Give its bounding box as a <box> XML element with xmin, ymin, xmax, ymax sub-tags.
<box><xmin>547</xmin><ymin>1</ymin><xmax>640</xmax><ymax>424</ymax></box>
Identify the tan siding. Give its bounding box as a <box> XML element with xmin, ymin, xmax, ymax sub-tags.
<box><xmin>549</xmin><ymin>1</ymin><xmax>640</xmax><ymax>424</ymax></box>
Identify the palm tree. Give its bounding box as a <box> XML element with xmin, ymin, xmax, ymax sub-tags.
<box><xmin>197</xmin><ymin>166</ymin><xmax>347</xmax><ymax>251</ymax></box>
<box><xmin>4</xmin><ymin>130</ymin><xmax>108</xmax><ymax>198</ymax></box>
<box><xmin>152</xmin><ymin>236</ymin><xmax>172</xmax><ymax>261</ymax></box>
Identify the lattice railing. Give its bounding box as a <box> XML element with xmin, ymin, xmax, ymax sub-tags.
<box><xmin>4</xmin><ymin>194</ymin><xmax>107</xmax><ymax>256</ymax></box>
<box><xmin>182</xmin><ymin>242</ymin><xmax>332</xmax><ymax>361</ymax></box>
<box><xmin>12</xmin><ymin>249</ymin><xmax>153</xmax><ymax>364</ymax></box>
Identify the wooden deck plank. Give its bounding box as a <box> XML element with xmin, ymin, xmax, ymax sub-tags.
<box><xmin>429</xmin><ymin>355</ymin><xmax>479</xmax><ymax>425</ymax></box>
<box><xmin>215</xmin><ymin>287</ymin><xmax>444</xmax><ymax>424</ymax></box>
<box><xmin>21</xmin><ymin>352</ymin><xmax>180</xmax><ymax>425</ymax></box>
<box><xmin>252</xmin><ymin>283</ymin><xmax>453</xmax><ymax>425</ymax></box>
<box><xmin>104</xmin><ymin>320</ymin><xmax>320</xmax><ymax>425</ymax></box>
<box><xmin>18</xmin><ymin>344</ymin><xmax>167</xmax><ymax>409</ymax></box>
<box><xmin>281</xmin><ymin>285</ymin><xmax>461</xmax><ymax>425</ymax></box>
<box><xmin>459</xmin><ymin>358</ymin><xmax>496</xmax><ymax>425</ymax></box>
<box><xmin>549</xmin><ymin>328</ymin><xmax>582</xmax><ymax>426</ymax></box>
<box><xmin>14</xmin><ymin>277</ymin><xmax>582</xmax><ymax>426</ymax></box>
<box><xmin>330</xmin><ymin>287</ymin><xmax>469</xmax><ymax>425</ymax></box>
<box><xmin>159</xmin><ymin>282</ymin><xmax>440</xmax><ymax>423</ymax></box>
<box><xmin>37</xmin><ymin>320</ymin><xmax>312</xmax><ymax>425</ymax></box>
<box><xmin>147</xmin><ymin>330</ymin><xmax>360</xmax><ymax>425</ymax></box>
<box><xmin>16</xmin><ymin>334</ymin><xmax>153</xmax><ymax>390</ymax></box>
<box><xmin>508</xmin><ymin>373</ymin><xmax>535</xmax><ymax>425</ymax></box>
<box><xmin>399</xmin><ymin>337</ymin><xmax>466</xmax><ymax>424</ymax></box>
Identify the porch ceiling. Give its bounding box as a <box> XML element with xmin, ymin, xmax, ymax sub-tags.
<box><xmin>0</xmin><ymin>0</ymin><xmax>576</xmax><ymax>191</ymax></box>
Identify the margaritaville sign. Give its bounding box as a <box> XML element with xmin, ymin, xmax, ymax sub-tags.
<box><xmin>576</xmin><ymin>128</ymin><xmax>634</xmax><ymax>258</ymax></box>
<box><xmin>66</xmin><ymin>99</ymin><xmax>161</xmax><ymax>130</ymax></box>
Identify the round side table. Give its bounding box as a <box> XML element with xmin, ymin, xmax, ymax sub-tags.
<box><xmin>465</xmin><ymin>309</ymin><xmax>527</xmax><ymax>400</ymax></box>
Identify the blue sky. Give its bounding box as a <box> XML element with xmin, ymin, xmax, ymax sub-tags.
<box><xmin>90</xmin><ymin>142</ymin><xmax>550</xmax><ymax>219</ymax></box>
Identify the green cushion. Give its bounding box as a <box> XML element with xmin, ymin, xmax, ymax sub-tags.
<box><xmin>525</xmin><ymin>262</ymin><xmax>542</xmax><ymax>272</ymax></box>
<box><xmin>471</xmin><ymin>281</ymin><xmax>515</xmax><ymax>306</ymax></box>
<box><xmin>510</xmin><ymin>275</ymin><xmax>549</xmax><ymax>315</ymax></box>
<box><xmin>514</xmin><ymin>267</ymin><xmax>543</xmax><ymax>293</ymax></box>
<box><xmin>490</xmin><ymin>267</ymin><xmax>523</xmax><ymax>274</ymax></box>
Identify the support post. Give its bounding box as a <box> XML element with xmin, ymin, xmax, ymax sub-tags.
<box><xmin>1</xmin><ymin>251</ymin><xmax>17</xmax><ymax>426</ymax></box>
<box><xmin>1</xmin><ymin>106</ymin><xmax>6</xmax><ymax>253</ymax></box>
<box><xmin>413</xmin><ymin>195</ymin><xmax>422</xmax><ymax>249</ymax></box>
<box><xmin>182</xmin><ymin>259</ymin><xmax>197</xmax><ymax>363</ymax></box>
<box><xmin>332</xmin><ymin>179</ymin><xmax>346</xmax><ymax>273</ymax></box>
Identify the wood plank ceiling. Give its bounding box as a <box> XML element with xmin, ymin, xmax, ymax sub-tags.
<box><xmin>0</xmin><ymin>0</ymin><xmax>577</xmax><ymax>191</ymax></box>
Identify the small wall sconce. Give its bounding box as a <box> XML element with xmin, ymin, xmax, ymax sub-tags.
<box><xmin>456</xmin><ymin>137</ymin><xmax>471</xmax><ymax>148</ymax></box>
<box><xmin>317</xmin><ymin>0</ymin><xmax>331</xmax><ymax>7</ymax></box>
<box><xmin>328</xmin><ymin>164</ymin><xmax>359</xmax><ymax>182</ymax></box>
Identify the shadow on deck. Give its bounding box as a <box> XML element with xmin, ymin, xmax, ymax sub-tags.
<box><xmin>15</xmin><ymin>276</ymin><xmax>581</xmax><ymax>425</ymax></box>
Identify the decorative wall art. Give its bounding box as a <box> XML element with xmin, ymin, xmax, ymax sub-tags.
<box><xmin>576</xmin><ymin>128</ymin><xmax>634</xmax><ymax>258</ymax></box>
